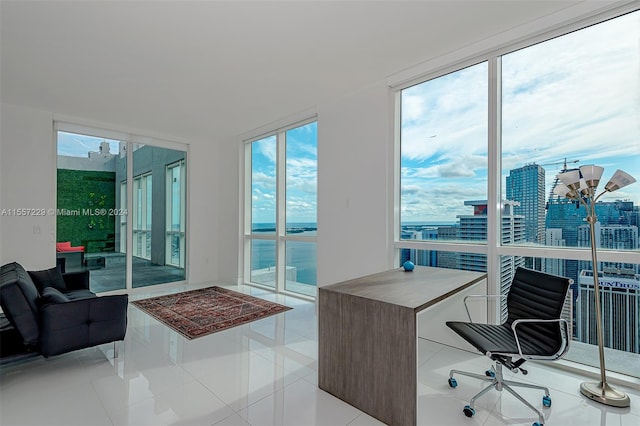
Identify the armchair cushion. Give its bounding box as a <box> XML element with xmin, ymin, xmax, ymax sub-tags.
<box><xmin>28</xmin><ymin>266</ymin><xmax>66</xmax><ymax>293</ymax></box>
<box><xmin>0</xmin><ymin>262</ymin><xmax>41</xmax><ymax>346</ymax></box>
<box><xmin>39</xmin><ymin>287</ymin><xmax>69</xmax><ymax>305</ymax></box>
<box><xmin>64</xmin><ymin>289</ymin><xmax>96</xmax><ymax>301</ymax></box>
<box><xmin>39</xmin><ymin>294</ymin><xmax>128</xmax><ymax>357</ymax></box>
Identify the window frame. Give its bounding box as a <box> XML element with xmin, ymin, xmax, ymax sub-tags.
<box><xmin>242</xmin><ymin>116</ymin><xmax>318</xmax><ymax>299</ymax></box>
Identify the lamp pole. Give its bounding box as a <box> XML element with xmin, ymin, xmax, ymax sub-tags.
<box><xmin>555</xmin><ymin>166</ymin><xmax>634</xmax><ymax>408</ymax></box>
<box><xmin>577</xmin><ymin>192</ymin><xmax>629</xmax><ymax>407</ymax></box>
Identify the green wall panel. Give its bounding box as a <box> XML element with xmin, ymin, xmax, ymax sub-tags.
<box><xmin>56</xmin><ymin>169</ymin><xmax>116</xmax><ymax>253</ymax></box>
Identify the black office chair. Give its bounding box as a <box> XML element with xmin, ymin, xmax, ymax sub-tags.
<box><xmin>446</xmin><ymin>267</ymin><xmax>571</xmax><ymax>426</ymax></box>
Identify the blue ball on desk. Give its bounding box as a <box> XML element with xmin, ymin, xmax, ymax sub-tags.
<box><xmin>403</xmin><ymin>260</ymin><xmax>415</xmax><ymax>271</ymax></box>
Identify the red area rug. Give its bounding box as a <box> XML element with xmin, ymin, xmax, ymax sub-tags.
<box><xmin>132</xmin><ymin>286</ymin><xmax>292</xmax><ymax>339</ymax></box>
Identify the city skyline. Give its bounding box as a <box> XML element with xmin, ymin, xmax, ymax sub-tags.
<box><xmin>400</xmin><ymin>190</ymin><xmax>638</xmax><ymax>353</ymax></box>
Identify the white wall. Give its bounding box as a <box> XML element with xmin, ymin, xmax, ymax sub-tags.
<box><xmin>214</xmin><ymin>136</ymin><xmax>241</xmax><ymax>285</ymax></box>
<box><xmin>316</xmin><ymin>81</ymin><xmax>393</xmax><ymax>286</ymax></box>
<box><xmin>0</xmin><ymin>103</ymin><xmax>56</xmax><ymax>270</ymax></box>
<box><xmin>186</xmin><ymin>138</ymin><xmax>223</xmax><ymax>285</ymax></box>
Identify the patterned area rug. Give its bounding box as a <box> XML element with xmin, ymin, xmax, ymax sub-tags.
<box><xmin>132</xmin><ymin>286</ymin><xmax>292</xmax><ymax>339</ymax></box>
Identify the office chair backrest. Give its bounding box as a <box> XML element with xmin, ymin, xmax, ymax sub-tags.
<box><xmin>506</xmin><ymin>267</ymin><xmax>571</xmax><ymax>356</ymax></box>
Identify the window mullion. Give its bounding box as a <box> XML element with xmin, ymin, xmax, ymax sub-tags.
<box><xmin>243</xmin><ymin>143</ymin><xmax>252</xmax><ymax>284</ymax></box>
<box><xmin>487</xmin><ymin>55</ymin><xmax>501</xmax><ymax>323</ymax></box>
<box><xmin>276</xmin><ymin>130</ymin><xmax>287</xmax><ymax>293</ymax></box>
<box><xmin>125</xmin><ymin>141</ymin><xmax>133</xmax><ymax>290</ymax></box>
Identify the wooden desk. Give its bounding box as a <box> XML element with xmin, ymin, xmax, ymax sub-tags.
<box><xmin>318</xmin><ymin>266</ymin><xmax>486</xmax><ymax>426</ymax></box>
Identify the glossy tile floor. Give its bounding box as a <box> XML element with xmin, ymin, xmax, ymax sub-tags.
<box><xmin>1</xmin><ymin>283</ymin><xmax>639</xmax><ymax>426</ymax></box>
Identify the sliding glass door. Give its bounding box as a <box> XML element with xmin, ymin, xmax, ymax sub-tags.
<box><xmin>56</xmin><ymin>125</ymin><xmax>187</xmax><ymax>292</ymax></box>
<box><xmin>131</xmin><ymin>144</ymin><xmax>187</xmax><ymax>288</ymax></box>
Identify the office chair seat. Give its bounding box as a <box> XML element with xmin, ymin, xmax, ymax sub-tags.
<box><xmin>446</xmin><ymin>322</ymin><xmax>562</xmax><ymax>358</ymax></box>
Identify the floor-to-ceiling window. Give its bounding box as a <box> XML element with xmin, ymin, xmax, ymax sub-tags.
<box><xmin>56</xmin><ymin>124</ymin><xmax>188</xmax><ymax>292</ymax></box>
<box><xmin>244</xmin><ymin>119</ymin><xmax>317</xmax><ymax>298</ymax></box>
<box><xmin>396</xmin><ymin>8</ymin><xmax>639</xmax><ymax>378</ymax></box>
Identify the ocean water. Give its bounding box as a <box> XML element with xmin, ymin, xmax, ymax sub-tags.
<box><xmin>251</xmin><ymin>223</ymin><xmax>317</xmax><ymax>285</ymax></box>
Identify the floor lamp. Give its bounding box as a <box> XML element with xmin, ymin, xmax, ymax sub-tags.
<box><xmin>554</xmin><ymin>165</ymin><xmax>635</xmax><ymax>408</ymax></box>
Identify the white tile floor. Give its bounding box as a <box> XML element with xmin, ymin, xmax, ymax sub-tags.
<box><xmin>1</xmin><ymin>283</ymin><xmax>638</xmax><ymax>426</ymax></box>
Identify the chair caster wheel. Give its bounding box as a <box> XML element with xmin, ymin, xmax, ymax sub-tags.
<box><xmin>485</xmin><ymin>369</ymin><xmax>495</xmax><ymax>378</ymax></box>
<box><xmin>448</xmin><ymin>377</ymin><xmax>458</xmax><ymax>388</ymax></box>
<box><xmin>463</xmin><ymin>405</ymin><xmax>475</xmax><ymax>417</ymax></box>
<box><xmin>542</xmin><ymin>395</ymin><xmax>551</xmax><ymax>407</ymax></box>
<box><xmin>532</xmin><ymin>422</ymin><xmax>544</xmax><ymax>426</ymax></box>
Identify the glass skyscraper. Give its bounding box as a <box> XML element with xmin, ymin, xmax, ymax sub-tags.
<box><xmin>458</xmin><ymin>200</ymin><xmax>525</xmax><ymax>322</ymax></box>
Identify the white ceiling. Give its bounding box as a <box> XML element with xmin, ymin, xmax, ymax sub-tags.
<box><xmin>0</xmin><ymin>1</ymin><xmax>620</xmax><ymax>142</ymax></box>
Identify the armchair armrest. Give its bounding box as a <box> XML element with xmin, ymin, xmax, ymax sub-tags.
<box><xmin>462</xmin><ymin>294</ymin><xmax>507</xmax><ymax>322</ymax></box>
<box><xmin>510</xmin><ymin>318</ymin><xmax>570</xmax><ymax>360</ymax></box>
<box><xmin>39</xmin><ymin>294</ymin><xmax>128</xmax><ymax>357</ymax></box>
<box><xmin>62</xmin><ymin>270</ymin><xmax>90</xmax><ymax>291</ymax></box>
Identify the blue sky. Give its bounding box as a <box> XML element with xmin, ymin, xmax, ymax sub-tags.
<box><xmin>401</xmin><ymin>10</ymin><xmax>639</xmax><ymax>223</ymax></box>
<box><xmin>57</xmin><ymin>131</ymin><xmax>121</xmax><ymax>157</ymax></box>
<box><xmin>251</xmin><ymin>121</ymin><xmax>318</xmax><ymax>224</ymax></box>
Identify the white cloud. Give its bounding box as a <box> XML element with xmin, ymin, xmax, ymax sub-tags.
<box><xmin>254</xmin><ymin>136</ymin><xmax>277</xmax><ymax>164</ymax></box>
<box><xmin>400</xmin><ymin>11</ymin><xmax>640</xmax><ymax>221</ymax></box>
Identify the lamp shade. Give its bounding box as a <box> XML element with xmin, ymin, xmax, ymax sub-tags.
<box><xmin>557</xmin><ymin>170</ymin><xmax>581</xmax><ymax>189</ymax></box>
<box><xmin>578</xmin><ymin>178</ymin><xmax>590</xmax><ymax>196</ymax></box>
<box><xmin>580</xmin><ymin>165</ymin><xmax>604</xmax><ymax>188</ymax></box>
<box><xmin>605</xmin><ymin>169</ymin><xmax>637</xmax><ymax>192</ymax></box>
<box><xmin>553</xmin><ymin>184</ymin><xmax>571</xmax><ymax>198</ymax></box>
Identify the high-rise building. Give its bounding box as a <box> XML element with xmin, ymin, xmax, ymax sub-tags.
<box><xmin>577</xmin><ymin>223</ymin><xmax>639</xmax><ymax>272</ymax></box>
<box><xmin>596</xmin><ymin>200</ymin><xmax>639</xmax><ymax>227</ymax></box>
<box><xmin>545</xmin><ymin>196</ymin><xmax>638</xmax><ymax>284</ymax></box>
<box><xmin>506</xmin><ymin>164</ymin><xmax>545</xmax><ymax>244</ymax></box>
<box><xmin>543</xmin><ymin>228</ymin><xmax>565</xmax><ymax>276</ymax></box>
<box><xmin>575</xmin><ymin>269</ymin><xmax>639</xmax><ymax>353</ymax></box>
<box><xmin>399</xmin><ymin>227</ymin><xmax>440</xmax><ymax>267</ymax></box>
<box><xmin>574</xmin><ymin>218</ymin><xmax>639</xmax><ymax>353</ymax></box>
<box><xmin>434</xmin><ymin>225</ymin><xmax>459</xmax><ymax>269</ymax></box>
<box><xmin>458</xmin><ymin>200</ymin><xmax>525</xmax><ymax>321</ymax></box>
<box><xmin>400</xmin><ymin>229</ymin><xmax>419</xmax><ymax>266</ymax></box>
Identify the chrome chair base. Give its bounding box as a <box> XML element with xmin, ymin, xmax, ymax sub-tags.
<box><xmin>449</xmin><ymin>363</ymin><xmax>549</xmax><ymax>425</ymax></box>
